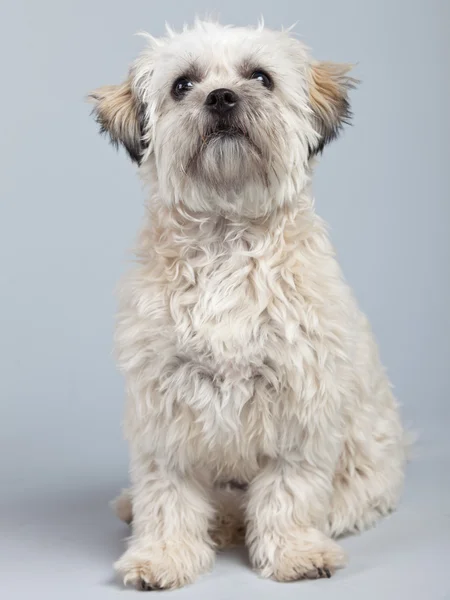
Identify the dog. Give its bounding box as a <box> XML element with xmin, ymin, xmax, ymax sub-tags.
<box><xmin>89</xmin><ymin>19</ymin><xmax>407</xmax><ymax>590</ymax></box>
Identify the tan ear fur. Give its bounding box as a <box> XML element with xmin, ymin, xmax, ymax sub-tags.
<box><xmin>88</xmin><ymin>78</ymin><xmax>145</xmax><ymax>164</ymax></box>
<box><xmin>309</xmin><ymin>61</ymin><xmax>357</xmax><ymax>155</ymax></box>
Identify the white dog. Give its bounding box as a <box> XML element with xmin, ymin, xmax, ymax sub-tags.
<box><xmin>89</xmin><ymin>19</ymin><xmax>407</xmax><ymax>590</ymax></box>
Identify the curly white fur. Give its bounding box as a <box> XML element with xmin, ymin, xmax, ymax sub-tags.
<box><xmin>89</xmin><ymin>19</ymin><xmax>406</xmax><ymax>590</ymax></box>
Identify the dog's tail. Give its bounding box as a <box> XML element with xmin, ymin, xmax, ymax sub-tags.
<box><xmin>111</xmin><ymin>483</ymin><xmax>246</xmax><ymax>550</ymax></box>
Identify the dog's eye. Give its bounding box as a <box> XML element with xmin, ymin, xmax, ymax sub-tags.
<box><xmin>250</xmin><ymin>70</ymin><xmax>273</xmax><ymax>89</ymax></box>
<box><xmin>172</xmin><ymin>77</ymin><xmax>194</xmax><ymax>99</ymax></box>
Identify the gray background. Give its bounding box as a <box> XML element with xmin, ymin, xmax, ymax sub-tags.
<box><xmin>1</xmin><ymin>0</ymin><xmax>449</xmax><ymax>598</ymax></box>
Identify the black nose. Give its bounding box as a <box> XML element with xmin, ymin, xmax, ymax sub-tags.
<box><xmin>205</xmin><ymin>88</ymin><xmax>238</xmax><ymax>114</ymax></box>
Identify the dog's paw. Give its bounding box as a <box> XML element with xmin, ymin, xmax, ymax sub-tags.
<box><xmin>250</xmin><ymin>526</ymin><xmax>347</xmax><ymax>582</ymax></box>
<box><xmin>114</xmin><ymin>539</ymin><xmax>215</xmax><ymax>590</ymax></box>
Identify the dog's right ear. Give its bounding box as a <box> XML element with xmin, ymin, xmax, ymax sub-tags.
<box><xmin>308</xmin><ymin>61</ymin><xmax>357</xmax><ymax>156</ymax></box>
<box><xmin>88</xmin><ymin>78</ymin><xmax>146</xmax><ymax>165</ymax></box>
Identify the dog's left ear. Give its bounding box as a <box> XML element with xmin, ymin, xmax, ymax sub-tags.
<box><xmin>308</xmin><ymin>61</ymin><xmax>357</xmax><ymax>156</ymax></box>
<box><xmin>88</xmin><ymin>78</ymin><xmax>146</xmax><ymax>165</ymax></box>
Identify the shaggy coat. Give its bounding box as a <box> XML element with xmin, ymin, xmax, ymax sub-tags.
<box><xmin>90</xmin><ymin>20</ymin><xmax>406</xmax><ymax>590</ymax></box>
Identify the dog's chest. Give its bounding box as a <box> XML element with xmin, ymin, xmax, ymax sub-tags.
<box><xmin>164</xmin><ymin>245</ymin><xmax>296</xmax><ymax>461</ymax></box>
<box><xmin>171</xmin><ymin>242</ymin><xmax>301</xmax><ymax>371</ymax></box>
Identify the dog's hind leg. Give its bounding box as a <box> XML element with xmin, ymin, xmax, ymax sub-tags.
<box><xmin>327</xmin><ymin>427</ymin><xmax>407</xmax><ymax>538</ymax></box>
<box><xmin>209</xmin><ymin>482</ymin><xmax>246</xmax><ymax>549</ymax></box>
<box><xmin>112</xmin><ymin>488</ymin><xmax>133</xmax><ymax>525</ymax></box>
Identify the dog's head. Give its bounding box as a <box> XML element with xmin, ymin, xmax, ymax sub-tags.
<box><xmin>90</xmin><ymin>20</ymin><xmax>356</xmax><ymax>216</ymax></box>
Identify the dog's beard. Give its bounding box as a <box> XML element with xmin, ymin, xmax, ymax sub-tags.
<box><xmin>186</xmin><ymin>119</ymin><xmax>266</xmax><ymax>195</ymax></box>
<box><xmin>155</xmin><ymin>112</ymin><xmax>289</xmax><ymax>217</ymax></box>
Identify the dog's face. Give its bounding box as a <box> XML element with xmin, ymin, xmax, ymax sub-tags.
<box><xmin>90</xmin><ymin>21</ymin><xmax>355</xmax><ymax>216</ymax></box>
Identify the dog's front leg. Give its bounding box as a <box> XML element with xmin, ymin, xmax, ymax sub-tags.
<box><xmin>246</xmin><ymin>453</ymin><xmax>347</xmax><ymax>581</ymax></box>
<box><xmin>114</xmin><ymin>452</ymin><xmax>215</xmax><ymax>590</ymax></box>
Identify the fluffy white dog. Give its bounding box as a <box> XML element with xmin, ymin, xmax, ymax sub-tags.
<box><xmin>90</xmin><ymin>19</ymin><xmax>407</xmax><ymax>590</ymax></box>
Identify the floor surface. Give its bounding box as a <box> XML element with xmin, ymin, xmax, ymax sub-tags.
<box><xmin>3</xmin><ymin>432</ymin><xmax>449</xmax><ymax>600</ymax></box>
